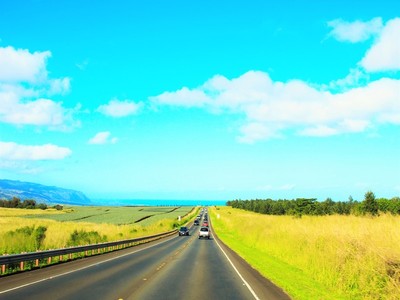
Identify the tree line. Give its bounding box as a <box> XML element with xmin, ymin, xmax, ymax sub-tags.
<box><xmin>226</xmin><ymin>191</ymin><xmax>400</xmax><ymax>216</ymax></box>
<box><xmin>0</xmin><ymin>197</ymin><xmax>48</xmax><ymax>210</ymax></box>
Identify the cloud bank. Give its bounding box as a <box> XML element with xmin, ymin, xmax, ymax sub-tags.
<box><xmin>152</xmin><ymin>17</ymin><xmax>400</xmax><ymax>143</ymax></box>
<box><xmin>0</xmin><ymin>45</ymin><xmax>75</xmax><ymax>129</ymax></box>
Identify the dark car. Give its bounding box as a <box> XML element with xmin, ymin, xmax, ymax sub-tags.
<box><xmin>178</xmin><ymin>226</ymin><xmax>190</xmax><ymax>236</ymax></box>
<box><xmin>194</xmin><ymin>219</ymin><xmax>200</xmax><ymax>226</ymax></box>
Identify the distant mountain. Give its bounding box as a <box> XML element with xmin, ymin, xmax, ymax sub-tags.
<box><xmin>0</xmin><ymin>179</ymin><xmax>91</xmax><ymax>205</ymax></box>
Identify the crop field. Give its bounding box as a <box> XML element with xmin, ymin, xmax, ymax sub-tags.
<box><xmin>23</xmin><ymin>206</ymin><xmax>193</xmax><ymax>225</ymax></box>
<box><xmin>210</xmin><ymin>206</ymin><xmax>400</xmax><ymax>300</ymax></box>
<box><xmin>0</xmin><ymin>206</ymin><xmax>197</xmax><ymax>255</ymax></box>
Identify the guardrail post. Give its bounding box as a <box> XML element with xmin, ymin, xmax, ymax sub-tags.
<box><xmin>48</xmin><ymin>256</ymin><xmax>52</xmax><ymax>264</ymax></box>
<box><xmin>1</xmin><ymin>254</ymin><xmax>6</xmax><ymax>274</ymax></box>
<box><xmin>35</xmin><ymin>250</ymin><xmax>39</xmax><ymax>267</ymax></box>
<box><xmin>20</xmin><ymin>260</ymin><xmax>24</xmax><ymax>271</ymax></box>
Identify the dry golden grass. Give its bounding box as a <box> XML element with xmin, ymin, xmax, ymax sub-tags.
<box><xmin>210</xmin><ymin>206</ymin><xmax>400</xmax><ymax>300</ymax></box>
<box><xmin>0</xmin><ymin>207</ymin><xmax>198</xmax><ymax>254</ymax></box>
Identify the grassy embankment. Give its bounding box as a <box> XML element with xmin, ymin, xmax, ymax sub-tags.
<box><xmin>210</xmin><ymin>206</ymin><xmax>400</xmax><ymax>300</ymax></box>
<box><xmin>0</xmin><ymin>206</ymin><xmax>197</xmax><ymax>255</ymax></box>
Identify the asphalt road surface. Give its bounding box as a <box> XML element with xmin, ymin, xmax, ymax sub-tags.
<box><xmin>0</xmin><ymin>223</ymin><xmax>290</xmax><ymax>300</ymax></box>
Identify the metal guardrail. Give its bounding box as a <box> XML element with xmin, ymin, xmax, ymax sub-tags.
<box><xmin>0</xmin><ymin>206</ymin><xmax>200</xmax><ymax>275</ymax></box>
<box><xmin>0</xmin><ymin>229</ymin><xmax>178</xmax><ymax>274</ymax></box>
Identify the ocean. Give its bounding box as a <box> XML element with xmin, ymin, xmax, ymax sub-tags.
<box><xmin>92</xmin><ymin>199</ymin><xmax>227</xmax><ymax>206</ymax></box>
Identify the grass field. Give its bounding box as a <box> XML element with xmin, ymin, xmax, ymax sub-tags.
<box><xmin>23</xmin><ymin>206</ymin><xmax>192</xmax><ymax>225</ymax></box>
<box><xmin>210</xmin><ymin>206</ymin><xmax>400</xmax><ymax>300</ymax></box>
<box><xmin>0</xmin><ymin>206</ymin><xmax>196</xmax><ymax>255</ymax></box>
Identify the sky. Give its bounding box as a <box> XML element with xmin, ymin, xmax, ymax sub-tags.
<box><xmin>0</xmin><ymin>0</ymin><xmax>399</xmax><ymax>202</ymax></box>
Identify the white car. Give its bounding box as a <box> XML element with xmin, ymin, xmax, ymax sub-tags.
<box><xmin>198</xmin><ymin>226</ymin><xmax>210</xmax><ymax>239</ymax></box>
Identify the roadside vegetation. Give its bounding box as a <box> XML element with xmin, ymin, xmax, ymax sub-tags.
<box><xmin>0</xmin><ymin>205</ymin><xmax>197</xmax><ymax>255</ymax></box>
<box><xmin>227</xmin><ymin>191</ymin><xmax>399</xmax><ymax>217</ymax></box>
<box><xmin>210</xmin><ymin>203</ymin><xmax>400</xmax><ymax>299</ymax></box>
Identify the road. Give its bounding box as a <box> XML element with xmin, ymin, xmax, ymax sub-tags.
<box><xmin>0</xmin><ymin>222</ymin><xmax>290</xmax><ymax>300</ymax></box>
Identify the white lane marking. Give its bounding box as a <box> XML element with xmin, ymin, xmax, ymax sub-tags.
<box><xmin>213</xmin><ymin>235</ymin><xmax>260</xmax><ymax>300</ymax></box>
<box><xmin>0</xmin><ymin>235</ymin><xmax>177</xmax><ymax>295</ymax></box>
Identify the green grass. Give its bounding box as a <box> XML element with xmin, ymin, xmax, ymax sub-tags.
<box><xmin>210</xmin><ymin>206</ymin><xmax>400</xmax><ymax>300</ymax></box>
<box><xmin>24</xmin><ymin>206</ymin><xmax>194</xmax><ymax>225</ymax></box>
<box><xmin>138</xmin><ymin>206</ymin><xmax>194</xmax><ymax>226</ymax></box>
<box><xmin>214</xmin><ymin>221</ymin><xmax>346</xmax><ymax>299</ymax></box>
<box><xmin>211</xmin><ymin>209</ymin><xmax>344</xmax><ymax>300</ymax></box>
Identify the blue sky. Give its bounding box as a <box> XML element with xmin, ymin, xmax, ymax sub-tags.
<box><xmin>0</xmin><ymin>0</ymin><xmax>399</xmax><ymax>201</ymax></box>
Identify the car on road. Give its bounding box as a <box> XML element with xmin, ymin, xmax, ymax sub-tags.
<box><xmin>178</xmin><ymin>226</ymin><xmax>190</xmax><ymax>236</ymax></box>
<box><xmin>198</xmin><ymin>226</ymin><xmax>210</xmax><ymax>239</ymax></box>
<box><xmin>194</xmin><ymin>219</ymin><xmax>200</xmax><ymax>226</ymax></box>
<box><xmin>202</xmin><ymin>221</ymin><xmax>208</xmax><ymax>227</ymax></box>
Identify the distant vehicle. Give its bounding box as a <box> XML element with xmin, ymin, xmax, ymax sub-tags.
<box><xmin>178</xmin><ymin>226</ymin><xmax>190</xmax><ymax>236</ymax></box>
<box><xmin>194</xmin><ymin>219</ymin><xmax>200</xmax><ymax>226</ymax></box>
<box><xmin>198</xmin><ymin>227</ymin><xmax>210</xmax><ymax>239</ymax></box>
<box><xmin>202</xmin><ymin>221</ymin><xmax>208</xmax><ymax>227</ymax></box>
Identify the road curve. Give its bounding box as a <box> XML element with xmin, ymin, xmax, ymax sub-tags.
<box><xmin>0</xmin><ymin>223</ymin><xmax>290</xmax><ymax>300</ymax></box>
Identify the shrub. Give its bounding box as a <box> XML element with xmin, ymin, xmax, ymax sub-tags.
<box><xmin>67</xmin><ymin>230</ymin><xmax>106</xmax><ymax>246</ymax></box>
<box><xmin>4</xmin><ymin>225</ymin><xmax>48</xmax><ymax>253</ymax></box>
<box><xmin>53</xmin><ymin>204</ymin><xmax>63</xmax><ymax>210</ymax></box>
<box><xmin>37</xmin><ymin>203</ymin><xmax>48</xmax><ymax>210</ymax></box>
<box><xmin>35</xmin><ymin>226</ymin><xmax>47</xmax><ymax>249</ymax></box>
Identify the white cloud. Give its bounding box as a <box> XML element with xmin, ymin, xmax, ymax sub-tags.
<box><xmin>97</xmin><ymin>99</ymin><xmax>142</xmax><ymax>117</ymax></box>
<box><xmin>0</xmin><ymin>46</ymin><xmax>51</xmax><ymax>82</ymax></box>
<box><xmin>88</xmin><ymin>131</ymin><xmax>118</xmax><ymax>145</ymax></box>
<box><xmin>151</xmin><ymin>87</ymin><xmax>211</xmax><ymax>107</ymax></box>
<box><xmin>0</xmin><ymin>97</ymin><xmax>66</xmax><ymax>126</ymax></box>
<box><xmin>152</xmin><ymin>71</ymin><xmax>400</xmax><ymax>143</ymax></box>
<box><xmin>360</xmin><ymin>18</ymin><xmax>400</xmax><ymax>72</ymax></box>
<box><xmin>327</xmin><ymin>17</ymin><xmax>383</xmax><ymax>43</ymax></box>
<box><xmin>327</xmin><ymin>17</ymin><xmax>400</xmax><ymax>72</ymax></box>
<box><xmin>48</xmin><ymin>78</ymin><xmax>71</xmax><ymax>95</ymax></box>
<box><xmin>0</xmin><ymin>141</ymin><xmax>71</xmax><ymax>160</ymax></box>
<box><xmin>0</xmin><ymin>45</ymin><xmax>76</xmax><ymax>129</ymax></box>
<box><xmin>328</xmin><ymin>68</ymin><xmax>370</xmax><ymax>90</ymax></box>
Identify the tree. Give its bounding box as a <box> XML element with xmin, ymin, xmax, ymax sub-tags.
<box><xmin>10</xmin><ymin>197</ymin><xmax>21</xmax><ymax>208</ymax></box>
<box><xmin>362</xmin><ymin>191</ymin><xmax>378</xmax><ymax>216</ymax></box>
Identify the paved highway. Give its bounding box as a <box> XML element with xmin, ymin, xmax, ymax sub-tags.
<box><xmin>0</xmin><ymin>221</ymin><xmax>290</xmax><ymax>300</ymax></box>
